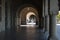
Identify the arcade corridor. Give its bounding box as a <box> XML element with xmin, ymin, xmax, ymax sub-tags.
<box><xmin>0</xmin><ymin>0</ymin><xmax>60</xmax><ymax>40</ymax></box>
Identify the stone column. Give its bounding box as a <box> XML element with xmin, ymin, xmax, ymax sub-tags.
<box><xmin>45</xmin><ymin>15</ymin><xmax>49</xmax><ymax>32</ymax></box>
<box><xmin>44</xmin><ymin>0</ymin><xmax>49</xmax><ymax>32</ymax></box>
<box><xmin>7</xmin><ymin>0</ymin><xmax>11</xmax><ymax>30</ymax></box>
<box><xmin>42</xmin><ymin>0</ymin><xmax>45</xmax><ymax>31</ymax></box>
<box><xmin>42</xmin><ymin>16</ymin><xmax>45</xmax><ymax>32</ymax></box>
<box><xmin>1</xmin><ymin>0</ymin><xmax>5</xmax><ymax>31</ymax></box>
<box><xmin>48</xmin><ymin>12</ymin><xmax>58</xmax><ymax>40</ymax></box>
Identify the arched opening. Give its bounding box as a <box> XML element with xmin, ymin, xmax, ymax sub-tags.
<box><xmin>15</xmin><ymin>6</ymin><xmax>39</xmax><ymax>29</ymax></box>
<box><xmin>26</xmin><ymin>12</ymin><xmax>37</xmax><ymax>25</ymax></box>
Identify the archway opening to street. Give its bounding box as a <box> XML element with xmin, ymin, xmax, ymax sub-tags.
<box><xmin>26</xmin><ymin>12</ymin><xmax>37</xmax><ymax>25</ymax></box>
<box><xmin>56</xmin><ymin>11</ymin><xmax>60</xmax><ymax>24</ymax></box>
<box><xmin>16</xmin><ymin>6</ymin><xmax>39</xmax><ymax>27</ymax></box>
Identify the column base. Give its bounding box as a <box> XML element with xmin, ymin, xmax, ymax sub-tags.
<box><xmin>44</xmin><ymin>30</ymin><xmax>49</xmax><ymax>33</ymax></box>
<box><xmin>48</xmin><ymin>36</ymin><xmax>58</xmax><ymax>40</ymax></box>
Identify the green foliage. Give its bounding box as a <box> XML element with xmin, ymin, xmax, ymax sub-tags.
<box><xmin>57</xmin><ymin>12</ymin><xmax>60</xmax><ymax>20</ymax></box>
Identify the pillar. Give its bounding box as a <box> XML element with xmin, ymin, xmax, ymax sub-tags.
<box><xmin>1</xmin><ymin>0</ymin><xmax>5</xmax><ymax>40</ymax></box>
<box><xmin>48</xmin><ymin>0</ymin><xmax>59</xmax><ymax>40</ymax></box>
<box><xmin>7</xmin><ymin>0</ymin><xmax>11</xmax><ymax>30</ymax></box>
<box><xmin>48</xmin><ymin>12</ymin><xmax>58</xmax><ymax>40</ymax></box>
<box><xmin>1</xmin><ymin>0</ymin><xmax>5</xmax><ymax>31</ymax></box>
<box><xmin>42</xmin><ymin>0</ymin><xmax>45</xmax><ymax>31</ymax></box>
<box><xmin>42</xmin><ymin>16</ymin><xmax>45</xmax><ymax>32</ymax></box>
<box><xmin>45</xmin><ymin>15</ymin><xmax>49</xmax><ymax>32</ymax></box>
<box><xmin>44</xmin><ymin>0</ymin><xmax>49</xmax><ymax>32</ymax></box>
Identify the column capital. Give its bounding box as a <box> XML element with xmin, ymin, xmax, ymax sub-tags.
<box><xmin>49</xmin><ymin>11</ymin><xmax>58</xmax><ymax>16</ymax></box>
<box><xmin>45</xmin><ymin>14</ymin><xmax>49</xmax><ymax>17</ymax></box>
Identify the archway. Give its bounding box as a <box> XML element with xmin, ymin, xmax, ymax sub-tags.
<box><xmin>26</xmin><ymin>12</ymin><xmax>37</xmax><ymax>25</ymax></box>
<box><xmin>15</xmin><ymin>6</ymin><xmax>39</xmax><ymax>28</ymax></box>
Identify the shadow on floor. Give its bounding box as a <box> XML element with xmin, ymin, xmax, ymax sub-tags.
<box><xmin>0</xmin><ymin>27</ymin><xmax>48</xmax><ymax>40</ymax></box>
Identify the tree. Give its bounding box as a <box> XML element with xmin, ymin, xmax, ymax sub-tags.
<box><xmin>57</xmin><ymin>12</ymin><xmax>60</xmax><ymax>20</ymax></box>
<box><xmin>56</xmin><ymin>11</ymin><xmax>60</xmax><ymax>23</ymax></box>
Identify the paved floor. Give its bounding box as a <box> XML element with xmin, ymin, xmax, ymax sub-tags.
<box><xmin>0</xmin><ymin>26</ymin><xmax>48</xmax><ymax>40</ymax></box>
<box><xmin>56</xmin><ymin>24</ymin><xmax>60</xmax><ymax>40</ymax></box>
<box><xmin>16</xmin><ymin>27</ymin><xmax>48</xmax><ymax>40</ymax></box>
<box><xmin>0</xmin><ymin>24</ymin><xmax>60</xmax><ymax>40</ymax></box>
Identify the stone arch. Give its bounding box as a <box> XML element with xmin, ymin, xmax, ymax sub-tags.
<box><xmin>26</xmin><ymin>12</ymin><xmax>36</xmax><ymax>21</ymax></box>
<box><xmin>26</xmin><ymin>12</ymin><xmax>38</xmax><ymax>25</ymax></box>
<box><xmin>15</xmin><ymin>4</ymin><xmax>39</xmax><ymax>27</ymax></box>
<box><xmin>20</xmin><ymin>7</ymin><xmax>39</xmax><ymax>25</ymax></box>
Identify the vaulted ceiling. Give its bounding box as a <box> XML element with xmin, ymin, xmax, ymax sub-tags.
<box><xmin>11</xmin><ymin>0</ymin><xmax>43</xmax><ymax>18</ymax></box>
<box><xmin>12</xmin><ymin>0</ymin><xmax>43</xmax><ymax>10</ymax></box>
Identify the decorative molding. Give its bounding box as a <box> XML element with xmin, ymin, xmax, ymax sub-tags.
<box><xmin>50</xmin><ymin>0</ymin><xmax>59</xmax><ymax>12</ymax></box>
<box><xmin>49</xmin><ymin>11</ymin><xmax>58</xmax><ymax>16</ymax></box>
